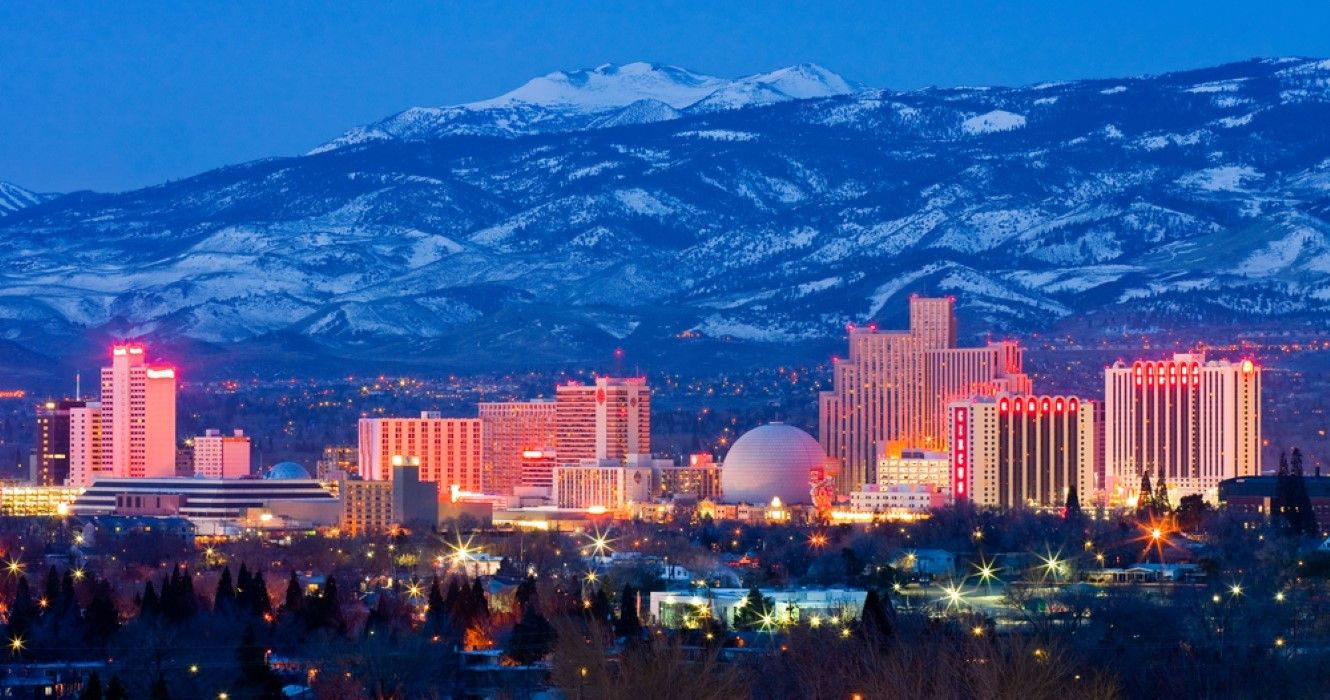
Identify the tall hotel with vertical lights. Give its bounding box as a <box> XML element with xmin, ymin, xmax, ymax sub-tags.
<box><xmin>819</xmin><ymin>297</ymin><xmax>1030</xmax><ymax>493</ymax></box>
<box><xmin>554</xmin><ymin>377</ymin><xmax>650</xmax><ymax>468</ymax></box>
<box><xmin>68</xmin><ymin>343</ymin><xmax>177</xmax><ymax>486</ymax></box>
<box><xmin>1104</xmin><ymin>353</ymin><xmax>1260</xmax><ymax>503</ymax></box>
<box><xmin>478</xmin><ymin>399</ymin><xmax>557</xmax><ymax>494</ymax></box>
<box><xmin>948</xmin><ymin>394</ymin><xmax>1098</xmax><ymax>508</ymax></box>
<box><xmin>357</xmin><ymin>412</ymin><xmax>484</xmax><ymax>491</ymax></box>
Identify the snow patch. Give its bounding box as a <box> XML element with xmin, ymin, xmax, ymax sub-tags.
<box><xmin>961</xmin><ymin>110</ymin><xmax>1027</xmax><ymax>135</ymax></box>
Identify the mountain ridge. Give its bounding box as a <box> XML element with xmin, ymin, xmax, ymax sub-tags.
<box><xmin>3</xmin><ymin>57</ymin><xmax>1330</xmax><ymax>379</ymax></box>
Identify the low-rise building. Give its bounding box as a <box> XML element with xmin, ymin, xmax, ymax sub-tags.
<box><xmin>649</xmin><ymin>588</ymin><xmax>868</xmax><ymax>628</ymax></box>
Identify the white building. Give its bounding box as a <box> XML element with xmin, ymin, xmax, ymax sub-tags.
<box><xmin>877</xmin><ymin>449</ymin><xmax>952</xmax><ymax>491</ymax></box>
<box><xmin>849</xmin><ymin>483</ymin><xmax>947</xmax><ymax>515</ymax></box>
<box><xmin>552</xmin><ymin>457</ymin><xmax>656</xmax><ymax>511</ymax></box>
<box><xmin>649</xmin><ymin>588</ymin><xmax>867</xmax><ymax>628</ymax></box>
<box><xmin>192</xmin><ymin>429</ymin><xmax>251</xmax><ymax>479</ymax></box>
<box><xmin>1104</xmin><ymin>354</ymin><xmax>1261</xmax><ymax>503</ymax></box>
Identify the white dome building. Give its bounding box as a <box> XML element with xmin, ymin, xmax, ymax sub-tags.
<box><xmin>720</xmin><ymin>423</ymin><xmax>824</xmax><ymax>505</ymax></box>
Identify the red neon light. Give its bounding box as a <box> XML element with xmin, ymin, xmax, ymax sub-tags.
<box><xmin>1054</xmin><ymin>397</ymin><xmax>1064</xmax><ymax>412</ymax></box>
<box><xmin>1041</xmin><ymin>398</ymin><xmax>1051</xmax><ymax>413</ymax></box>
<box><xmin>999</xmin><ymin>398</ymin><xmax>1009</xmax><ymax>412</ymax></box>
<box><xmin>1069</xmin><ymin>398</ymin><xmax>1079</xmax><ymax>412</ymax></box>
<box><xmin>953</xmin><ymin>408</ymin><xmax>967</xmax><ymax>502</ymax></box>
<box><xmin>1027</xmin><ymin>398</ymin><xmax>1037</xmax><ymax>413</ymax></box>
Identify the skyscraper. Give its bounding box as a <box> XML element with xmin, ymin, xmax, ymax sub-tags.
<box><xmin>478</xmin><ymin>399</ymin><xmax>557</xmax><ymax>494</ymax></box>
<box><xmin>35</xmin><ymin>399</ymin><xmax>85</xmax><ymax>486</ymax></box>
<box><xmin>554</xmin><ymin>377</ymin><xmax>650</xmax><ymax>467</ymax></box>
<box><xmin>68</xmin><ymin>343</ymin><xmax>177</xmax><ymax>486</ymax></box>
<box><xmin>357</xmin><ymin>412</ymin><xmax>484</xmax><ymax>491</ymax></box>
<box><xmin>948</xmin><ymin>394</ymin><xmax>1099</xmax><ymax>508</ymax></box>
<box><xmin>819</xmin><ymin>297</ymin><xmax>1030</xmax><ymax>493</ymax></box>
<box><xmin>1104</xmin><ymin>354</ymin><xmax>1261</xmax><ymax>503</ymax></box>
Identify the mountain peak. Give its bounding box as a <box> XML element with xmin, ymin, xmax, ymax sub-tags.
<box><xmin>471</xmin><ymin>62</ymin><xmax>730</xmax><ymax>110</ymax></box>
<box><xmin>0</xmin><ymin>181</ymin><xmax>49</xmax><ymax>217</ymax></box>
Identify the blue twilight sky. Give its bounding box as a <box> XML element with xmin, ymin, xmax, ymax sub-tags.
<box><xmin>3</xmin><ymin>1</ymin><xmax>1329</xmax><ymax>193</ymax></box>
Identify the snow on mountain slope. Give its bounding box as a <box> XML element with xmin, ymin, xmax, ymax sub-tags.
<box><xmin>312</xmin><ymin>62</ymin><xmax>860</xmax><ymax>150</ymax></box>
<box><xmin>0</xmin><ymin>182</ymin><xmax>49</xmax><ymax>216</ymax></box>
<box><xmin>5</xmin><ymin>57</ymin><xmax>1330</xmax><ymax>374</ymax></box>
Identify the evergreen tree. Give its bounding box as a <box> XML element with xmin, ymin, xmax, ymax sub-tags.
<box><xmin>149</xmin><ymin>674</ymin><xmax>171</xmax><ymax>700</ymax></box>
<box><xmin>615</xmin><ymin>584</ymin><xmax>642</xmax><ymax>637</ymax></box>
<box><xmin>105</xmin><ymin>675</ymin><xmax>128</xmax><ymax>700</ymax></box>
<box><xmin>83</xmin><ymin>579</ymin><xmax>120</xmax><ymax>648</ymax></box>
<box><xmin>283</xmin><ymin>571</ymin><xmax>304</xmax><ymax>614</ymax></box>
<box><xmin>1137</xmin><ymin>471</ymin><xmax>1154</xmax><ymax>517</ymax></box>
<box><xmin>426</xmin><ymin>578</ymin><xmax>446</xmax><ymax>634</ymax></box>
<box><xmin>140</xmin><ymin>580</ymin><xmax>161</xmax><ymax>618</ymax></box>
<box><xmin>214</xmin><ymin>566</ymin><xmax>236</xmax><ymax>613</ymax></box>
<box><xmin>43</xmin><ymin>566</ymin><xmax>60</xmax><ymax>611</ymax></box>
<box><xmin>1154</xmin><ymin>469</ymin><xmax>1170</xmax><ymax>512</ymax></box>
<box><xmin>1289</xmin><ymin>448</ymin><xmax>1318</xmax><ymax>535</ymax></box>
<box><xmin>8</xmin><ymin>576</ymin><xmax>37</xmax><ymax>639</ymax></box>
<box><xmin>468</xmin><ymin>578</ymin><xmax>490</xmax><ymax>626</ymax></box>
<box><xmin>860</xmin><ymin>589</ymin><xmax>893</xmax><ymax>642</ymax></box>
<box><xmin>731</xmin><ymin>586</ymin><xmax>775</xmax><ymax>631</ymax></box>
<box><xmin>235</xmin><ymin>624</ymin><xmax>284</xmax><ymax>699</ymax></box>
<box><xmin>248</xmin><ymin>569</ymin><xmax>272</xmax><ymax>617</ymax></box>
<box><xmin>1275</xmin><ymin>452</ymin><xmax>1292</xmax><ymax>531</ymax></box>
<box><xmin>505</xmin><ymin>604</ymin><xmax>556</xmax><ymax>665</ymax></box>
<box><xmin>514</xmin><ymin>575</ymin><xmax>537</xmax><ymax>611</ymax></box>
<box><xmin>79</xmin><ymin>672</ymin><xmax>103</xmax><ymax>700</ymax></box>
<box><xmin>590</xmin><ymin>587</ymin><xmax>612</xmax><ymax>624</ymax></box>
<box><xmin>1064</xmin><ymin>485</ymin><xmax>1082</xmax><ymax>520</ymax></box>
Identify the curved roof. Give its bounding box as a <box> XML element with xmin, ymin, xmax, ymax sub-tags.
<box><xmin>264</xmin><ymin>461</ymin><xmax>312</xmax><ymax>480</ymax></box>
<box><xmin>720</xmin><ymin>422</ymin><xmax>823</xmax><ymax>505</ymax></box>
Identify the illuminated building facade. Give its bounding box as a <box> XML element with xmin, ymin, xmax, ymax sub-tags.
<box><xmin>0</xmin><ymin>483</ymin><xmax>84</xmax><ymax>516</ymax></box>
<box><xmin>478</xmin><ymin>399</ymin><xmax>557</xmax><ymax>495</ymax></box>
<box><xmin>555</xmin><ymin>377</ymin><xmax>650</xmax><ymax>468</ymax></box>
<box><xmin>339</xmin><ymin>477</ymin><xmax>394</xmax><ymax>536</ymax></box>
<box><xmin>553</xmin><ymin>461</ymin><xmax>653</xmax><ymax>510</ymax></box>
<box><xmin>819</xmin><ymin>297</ymin><xmax>1030</xmax><ymax>493</ymax></box>
<box><xmin>656</xmin><ymin>454</ymin><xmax>722</xmax><ymax>500</ymax></box>
<box><xmin>68</xmin><ymin>343</ymin><xmax>178</xmax><ymax>486</ymax></box>
<box><xmin>357</xmin><ymin>412</ymin><xmax>484</xmax><ymax>490</ymax></box>
<box><xmin>192</xmin><ymin>429</ymin><xmax>251</xmax><ymax>479</ymax></box>
<box><xmin>36</xmin><ymin>399</ymin><xmax>85</xmax><ymax>486</ymax></box>
<box><xmin>518</xmin><ymin>449</ymin><xmax>558</xmax><ymax>491</ymax></box>
<box><xmin>1104</xmin><ymin>354</ymin><xmax>1261</xmax><ymax>503</ymax></box>
<box><xmin>947</xmin><ymin>394</ymin><xmax>1098</xmax><ymax>509</ymax></box>
<box><xmin>315</xmin><ymin>445</ymin><xmax>357</xmax><ymax>480</ymax></box>
<box><xmin>849</xmin><ymin>483</ymin><xmax>947</xmax><ymax>515</ymax></box>
<box><xmin>876</xmin><ymin>449</ymin><xmax>952</xmax><ymax>493</ymax></box>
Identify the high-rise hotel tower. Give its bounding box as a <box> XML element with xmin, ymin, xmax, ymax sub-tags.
<box><xmin>555</xmin><ymin>377</ymin><xmax>650</xmax><ymax>468</ymax></box>
<box><xmin>1104</xmin><ymin>353</ymin><xmax>1260</xmax><ymax>503</ymax></box>
<box><xmin>819</xmin><ymin>297</ymin><xmax>1030</xmax><ymax>493</ymax></box>
<box><xmin>69</xmin><ymin>343</ymin><xmax>177</xmax><ymax>486</ymax></box>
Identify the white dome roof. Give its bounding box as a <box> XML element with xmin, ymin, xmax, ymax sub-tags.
<box><xmin>720</xmin><ymin>423</ymin><xmax>823</xmax><ymax>505</ymax></box>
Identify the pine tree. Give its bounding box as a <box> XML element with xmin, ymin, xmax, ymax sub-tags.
<box><xmin>1137</xmin><ymin>471</ymin><xmax>1154</xmax><ymax>517</ymax></box>
<box><xmin>105</xmin><ymin>675</ymin><xmax>128</xmax><ymax>700</ymax></box>
<box><xmin>505</xmin><ymin>604</ymin><xmax>556</xmax><ymax>665</ymax></box>
<box><xmin>515</xmin><ymin>575</ymin><xmax>538</xmax><ymax>610</ymax></box>
<box><xmin>615</xmin><ymin>584</ymin><xmax>642</xmax><ymax>637</ymax></box>
<box><xmin>149</xmin><ymin>674</ymin><xmax>171</xmax><ymax>700</ymax></box>
<box><xmin>731</xmin><ymin>586</ymin><xmax>774</xmax><ymax>631</ymax></box>
<box><xmin>1154</xmin><ymin>469</ymin><xmax>1170</xmax><ymax>512</ymax></box>
<box><xmin>248</xmin><ymin>569</ymin><xmax>272</xmax><ymax>618</ymax></box>
<box><xmin>1290</xmin><ymin>448</ymin><xmax>1318</xmax><ymax>535</ymax></box>
<box><xmin>283</xmin><ymin>571</ymin><xmax>304</xmax><ymax>614</ymax></box>
<box><xmin>469</xmin><ymin>579</ymin><xmax>490</xmax><ymax>626</ymax></box>
<box><xmin>83</xmin><ymin>579</ymin><xmax>120</xmax><ymax>648</ymax></box>
<box><xmin>1064</xmin><ymin>485</ymin><xmax>1082</xmax><ymax>520</ymax></box>
<box><xmin>860</xmin><ymin>589</ymin><xmax>893</xmax><ymax>642</ymax></box>
<box><xmin>8</xmin><ymin>576</ymin><xmax>37</xmax><ymax>639</ymax></box>
<box><xmin>426</xmin><ymin>578</ymin><xmax>446</xmax><ymax>634</ymax></box>
<box><xmin>79</xmin><ymin>672</ymin><xmax>103</xmax><ymax>700</ymax></box>
<box><xmin>140</xmin><ymin>581</ymin><xmax>161</xmax><ymax>618</ymax></box>
<box><xmin>214</xmin><ymin>566</ymin><xmax>235</xmax><ymax>613</ymax></box>
<box><xmin>590</xmin><ymin>587</ymin><xmax>612</xmax><ymax>624</ymax></box>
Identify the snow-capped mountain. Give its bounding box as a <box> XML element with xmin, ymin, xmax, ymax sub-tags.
<box><xmin>311</xmin><ymin>62</ymin><xmax>860</xmax><ymax>151</ymax></box>
<box><xmin>0</xmin><ymin>182</ymin><xmax>50</xmax><ymax>217</ymax></box>
<box><xmin>4</xmin><ymin>58</ymin><xmax>1330</xmax><ymax>377</ymax></box>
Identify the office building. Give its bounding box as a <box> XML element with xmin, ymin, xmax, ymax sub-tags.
<box><xmin>69</xmin><ymin>477</ymin><xmax>336</xmax><ymax>519</ymax></box>
<box><xmin>35</xmin><ymin>399</ymin><xmax>85</xmax><ymax>486</ymax></box>
<box><xmin>849</xmin><ymin>483</ymin><xmax>948</xmax><ymax>515</ymax></box>
<box><xmin>192</xmin><ymin>429</ymin><xmax>251</xmax><ymax>479</ymax></box>
<box><xmin>1104</xmin><ymin>354</ymin><xmax>1261</xmax><ymax>503</ymax></box>
<box><xmin>478</xmin><ymin>399</ymin><xmax>557</xmax><ymax>494</ymax></box>
<box><xmin>357</xmin><ymin>412</ymin><xmax>484</xmax><ymax>490</ymax></box>
<box><xmin>819</xmin><ymin>297</ymin><xmax>1030</xmax><ymax>493</ymax></box>
<box><xmin>555</xmin><ymin>377</ymin><xmax>650</xmax><ymax>468</ymax></box>
<box><xmin>947</xmin><ymin>394</ymin><xmax>1098</xmax><ymax>509</ymax></box>
<box><xmin>339</xmin><ymin>477</ymin><xmax>394</xmax><ymax>536</ymax></box>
